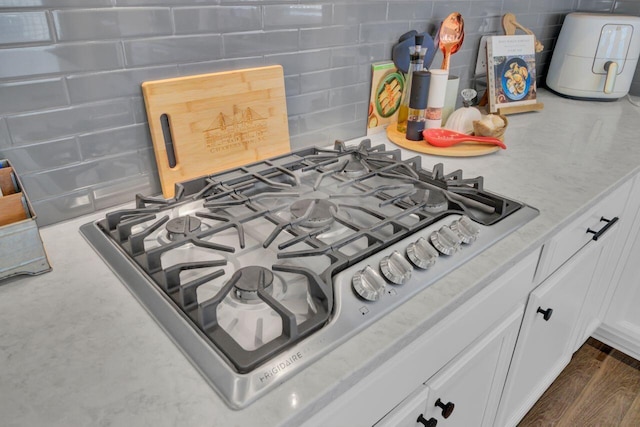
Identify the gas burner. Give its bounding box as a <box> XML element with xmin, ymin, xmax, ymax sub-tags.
<box><xmin>290</xmin><ymin>199</ymin><xmax>338</xmax><ymax>228</ymax></box>
<box><xmin>411</xmin><ymin>189</ymin><xmax>448</xmax><ymax>214</ymax></box>
<box><xmin>165</xmin><ymin>215</ymin><xmax>202</xmax><ymax>240</ymax></box>
<box><xmin>232</xmin><ymin>266</ymin><xmax>274</xmax><ymax>302</ymax></box>
<box><xmin>343</xmin><ymin>158</ymin><xmax>367</xmax><ymax>177</ymax></box>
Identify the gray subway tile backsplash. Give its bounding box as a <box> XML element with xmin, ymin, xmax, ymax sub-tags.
<box><xmin>265</xmin><ymin>50</ymin><xmax>332</xmax><ymax>75</ymax></box>
<box><xmin>0</xmin><ymin>0</ymin><xmax>638</xmax><ymax>227</ymax></box>
<box><xmin>92</xmin><ymin>174</ymin><xmax>160</xmax><ymax>211</ymax></box>
<box><xmin>299</xmin><ymin>66</ymin><xmax>362</xmax><ymax>94</ymax></box>
<box><xmin>20</xmin><ymin>153</ymin><xmax>144</xmax><ymax>200</ymax></box>
<box><xmin>0</xmin><ymin>11</ymin><xmax>51</xmax><ymax>45</ymax></box>
<box><xmin>329</xmin><ymin>82</ymin><xmax>370</xmax><ymax>108</ymax></box>
<box><xmin>0</xmin><ymin>78</ymin><xmax>68</xmax><ymax>115</ymax></box>
<box><xmin>223</xmin><ymin>30</ymin><xmax>299</xmax><ymax>57</ymax></box>
<box><xmin>286</xmin><ymin>91</ymin><xmax>330</xmax><ymax>116</ymax></box>
<box><xmin>6</xmin><ymin>99</ymin><xmax>135</xmax><ymax>145</ymax></box>
<box><xmin>613</xmin><ymin>0</ymin><xmax>640</xmax><ymax>14</ymax></box>
<box><xmin>78</xmin><ymin>124</ymin><xmax>152</xmax><ymax>159</ymax></box>
<box><xmin>296</xmin><ymin>104</ymin><xmax>356</xmax><ymax>134</ymax></box>
<box><xmin>330</xmin><ymin>43</ymin><xmax>391</xmax><ymax>67</ymax></box>
<box><xmin>0</xmin><ymin>0</ymin><xmax>111</xmax><ymax>6</ymax></box>
<box><xmin>387</xmin><ymin>2</ymin><xmax>433</xmax><ymax>21</ymax></box>
<box><xmin>1</xmin><ymin>118</ymin><xmax>12</xmax><ymax>149</ymax></box>
<box><xmin>359</xmin><ymin>21</ymin><xmax>412</xmax><ymax>43</ymax></box>
<box><xmin>299</xmin><ymin>25</ymin><xmax>359</xmax><ymax>49</ymax></box>
<box><xmin>31</xmin><ymin>189</ymin><xmax>95</xmax><ymax>227</ymax></box>
<box><xmin>53</xmin><ymin>8</ymin><xmax>172</xmax><ymax>41</ymax></box>
<box><xmin>334</xmin><ymin>3</ymin><xmax>388</xmax><ymax>25</ymax></box>
<box><xmin>1</xmin><ymin>138</ymin><xmax>81</xmax><ymax>174</ymax></box>
<box><xmin>577</xmin><ymin>0</ymin><xmax>615</xmax><ymax>12</ymax></box>
<box><xmin>66</xmin><ymin>66</ymin><xmax>179</xmax><ymax>104</ymax></box>
<box><xmin>123</xmin><ymin>35</ymin><xmax>224</xmax><ymax>67</ymax></box>
<box><xmin>174</xmin><ymin>6</ymin><xmax>262</xmax><ymax>34</ymax></box>
<box><xmin>264</xmin><ymin>4</ymin><xmax>333</xmax><ymax>29</ymax></box>
<box><xmin>0</xmin><ymin>42</ymin><xmax>124</xmax><ymax>80</ymax></box>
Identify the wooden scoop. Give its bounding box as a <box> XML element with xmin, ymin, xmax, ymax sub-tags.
<box><xmin>423</xmin><ymin>128</ymin><xmax>506</xmax><ymax>149</ymax></box>
<box><xmin>502</xmin><ymin>13</ymin><xmax>544</xmax><ymax>52</ymax></box>
<box><xmin>436</xmin><ymin>12</ymin><xmax>464</xmax><ymax>70</ymax></box>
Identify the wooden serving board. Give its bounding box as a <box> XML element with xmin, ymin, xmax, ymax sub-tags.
<box><xmin>142</xmin><ymin>65</ymin><xmax>291</xmax><ymax>198</ymax></box>
<box><xmin>386</xmin><ymin>124</ymin><xmax>501</xmax><ymax>157</ymax></box>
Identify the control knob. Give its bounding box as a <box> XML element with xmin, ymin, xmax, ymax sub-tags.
<box><xmin>352</xmin><ymin>265</ymin><xmax>386</xmax><ymax>301</ymax></box>
<box><xmin>379</xmin><ymin>250</ymin><xmax>413</xmax><ymax>284</ymax></box>
<box><xmin>406</xmin><ymin>237</ymin><xmax>439</xmax><ymax>269</ymax></box>
<box><xmin>450</xmin><ymin>215</ymin><xmax>480</xmax><ymax>244</ymax></box>
<box><xmin>430</xmin><ymin>225</ymin><xmax>462</xmax><ymax>255</ymax></box>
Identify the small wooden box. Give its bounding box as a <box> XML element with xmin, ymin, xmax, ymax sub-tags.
<box><xmin>0</xmin><ymin>159</ymin><xmax>51</xmax><ymax>281</ymax></box>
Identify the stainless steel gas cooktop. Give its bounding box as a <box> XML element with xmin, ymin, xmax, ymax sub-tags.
<box><xmin>80</xmin><ymin>139</ymin><xmax>538</xmax><ymax>408</ymax></box>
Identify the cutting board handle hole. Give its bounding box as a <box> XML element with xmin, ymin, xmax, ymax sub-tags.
<box><xmin>160</xmin><ymin>113</ymin><xmax>177</xmax><ymax>168</ymax></box>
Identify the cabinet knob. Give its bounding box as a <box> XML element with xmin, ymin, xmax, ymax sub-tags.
<box><xmin>537</xmin><ymin>306</ymin><xmax>553</xmax><ymax>321</ymax></box>
<box><xmin>434</xmin><ymin>398</ymin><xmax>455</xmax><ymax>418</ymax></box>
<box><xmin>417</xmin><ymin>414</ymin><xmax>438</xmax><ymax>426</ymax></box>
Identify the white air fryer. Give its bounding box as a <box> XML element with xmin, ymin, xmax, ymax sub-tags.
<box><xmin>547</xmin><ymin>13</ymin><xmax>640</xmax><ymax>100</ymax></box>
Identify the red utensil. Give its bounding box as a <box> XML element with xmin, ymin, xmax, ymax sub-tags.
<box><xmin>422</xmin><ymin>128</ymin><xmax>506</xmax><ymax>149</ymax></box>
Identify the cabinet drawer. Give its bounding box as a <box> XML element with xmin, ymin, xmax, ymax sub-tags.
<box><xmin>536</xmin><ymin>179</ymin><xmax>632</xmax><ymax>282</ymax></box>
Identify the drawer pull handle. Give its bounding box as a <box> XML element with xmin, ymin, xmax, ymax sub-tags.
<box><xmin>537</xmin><ymin>306</ymin><xmax>553</xmax><ymax>321</ymax></box>
<box><xmin>417</xmin><ymin>414</ymin><xmax>438</xmax><ymax>426</ymax></box>
<box><xmin>586</xmin><ymin>216</ymin><xmax>619</xmax><ymax>241</ymax></box>
<box><xmin>435</xmin><ymin>398</ymin><xmax>455</xmax><ymax>418</ymax></box>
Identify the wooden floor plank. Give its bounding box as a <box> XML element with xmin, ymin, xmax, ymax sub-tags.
<box><xmin>559</xmin><ymin>347</ymin><xmax>640</xmax><ymax>426</ymax></box>
<box><xmin>518</xmin><ymin>339</ymin><xmax>640</xmax><ymax>427</ymax></box>
<box><xmin>518</xmin><ymin>341</ymin><xmax>603</xmax><ymax>426</ymax></box>
<box><xmin>620</xmin><ymin>392</ymin><xmax>640</xmax><ymax>427</ymax></box>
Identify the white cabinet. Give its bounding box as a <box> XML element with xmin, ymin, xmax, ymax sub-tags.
<box><xmin>376</xmin><ymin>306</ymin><xmax>523</xmax><ymax>427</ymax></box>
<box><xmin>496</xmin><ymin>179</ymin><xmax>631</xmax><ymax>427</ymax></box>
<box><xmin>597</xmin><ymin>174</ymin><xmax>640</xmax><ymax>360</ymax></box>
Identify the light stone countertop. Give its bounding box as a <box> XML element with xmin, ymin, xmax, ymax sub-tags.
<box><xmin>2</xmin><ymin>90</ymin><xmax>640</xmax><ymax>427</ymax></box>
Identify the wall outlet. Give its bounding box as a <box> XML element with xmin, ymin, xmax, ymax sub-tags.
<box><xmin>475</xmin><ymin>35</ymin><xmax>489</xmax><ymax>75</ymax></box>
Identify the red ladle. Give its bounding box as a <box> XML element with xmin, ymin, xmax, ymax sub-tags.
<box><xmin>422</xmin><ymin>128</ymin><xmax>506</xmax><ymax>149</ymax></box>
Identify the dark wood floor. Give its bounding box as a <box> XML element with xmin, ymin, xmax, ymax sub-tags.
<box><xmin>518</xmin><ymin>338</ymin><xmax>640</xmax><ymax>427</ymax></box>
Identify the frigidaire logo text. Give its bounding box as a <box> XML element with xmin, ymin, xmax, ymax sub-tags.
<box><xmin>259</xmin><ymin>352</ymin><xmax>303</xmax><ymax>383</ymax></box>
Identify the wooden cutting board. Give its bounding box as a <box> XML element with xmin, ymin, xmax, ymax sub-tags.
<box><xmin>142</xmin><ymin>65</ymin><xmax>291</xmax><ymax>198</ymax></box>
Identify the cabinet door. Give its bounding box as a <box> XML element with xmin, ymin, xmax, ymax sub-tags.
<box><xmin>572</xmin><ymin>217</ymin><xmax>620</xmax><ymax>350</ymax></box>
<box><xmin>496</xmin><ymin>241</ymin><xmax>603</xmax><ymax>427</ymax></box>
<box><xmin>419</xmin><ymin>306</ymin><xmax>523</xmax><ymax>427</ymax></box>
<box><xmin>374</xmin><ymin>385</ymin><xmax>431</xmax><ymax>427</ymax></box>
<box><xmin>375</xmin><ymin>306</ymin><xmax>522</xmax><ymax>427</ymax></box>
<box><xmin>598</xmin><ymin>175</ymin><xmax>640</xmax><ymax>360</ymax></box>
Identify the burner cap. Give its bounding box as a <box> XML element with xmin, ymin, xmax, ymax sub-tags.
<box><xmin>290</xmin><ymin>199</ymin><xmax>338</xmax><ymax>228</ymax></box>
<box><xmin>343</xmin><ymin>159</ymin><xmax>367</xmax><ymax>177</ymax></box>
<box><xmin>166</xmin><ymin>215</ymin><xmax>202</xmax><ymax>240</ymax></box>
<box><xmin>232</xmin><ymin>266</ymin><xmax>274</xmax><ymax>301</ymax></box>
<box><xmin>411</xmin><ymin>189</ymin><xmax>448</xmax><ymax>214</ymax></box>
